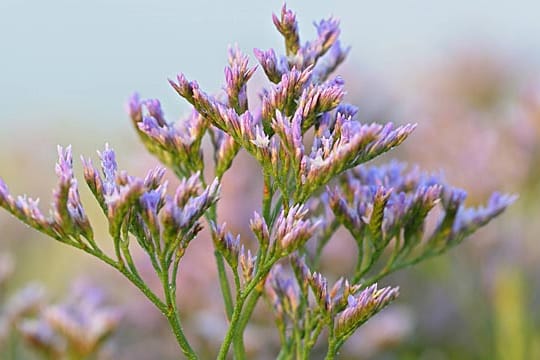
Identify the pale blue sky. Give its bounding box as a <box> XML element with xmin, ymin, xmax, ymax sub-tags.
<box><xmin>1</xmin><ymin>0</ymin><xmax>539</xmax><ymax>130</ymax></box>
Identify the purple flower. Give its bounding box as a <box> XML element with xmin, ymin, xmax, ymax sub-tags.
<box><xmin>43</xmin><ymin>285</ymin><xmax>121</xmax><ymax>356</ymax></box>
<box><xmin>127</xmin><ymin>92</ymin><xmax>142</xmax><ymax>124</ymax></box>
<box><xmin>143</xmin><ymin>98</ymin><xmax>166</xmax><ymax>126</ymax></box>
<box><xmin>265</xmin><ymin>265</ymin><xmax>301</xmax><ymax>321</ymax></box>
<box><xmin>254</xmin><ymin>48</ymin><xmax>288</xmax><ymax>83</ymax></box>
<box><xmin>97</xmin><ymin>143</ymin><xmax>118</xmax><ymax>198</ymax></box>
<box><xmin>273</xmin><ymin>204</ymin><xmax>320</xmax><ymax>255</ymax></box>
<box><xmin>224</xmin><ymin>45</ymin><xmax>257</xmax><ymax>112</ymax></box>
<box><xmin>453</xmin><ymin>192</ymin><xmax>518</xmax><ymax>236</ymax></box>
<box><xmin>250</xmin><ymin>211</ymin><xmax>270</xmax><ymax>250</ymax></box>
<box><xmin>211</xmin><ymin>222</ymin><xmax>241</xmax><ymax>269</ymax></box>
<box><xmin>335</xmin><ymin>284</ymin><xmax>399</xmax><ymax>339</ymax></box>
<box><xmin>272</xmin><ymin>4</ymin><xmax>300</xmax><ymax>55</ymax></box>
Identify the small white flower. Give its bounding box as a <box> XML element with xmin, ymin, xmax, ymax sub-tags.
<box><xmin>310</xmin><ymin>154</ymin><xmax>325</xmax><ymax>169</ymax></box>
<box><xmin>250</xmin><ymin>127</ymin><xmax>270</xmax><ymax>148</ymax></box>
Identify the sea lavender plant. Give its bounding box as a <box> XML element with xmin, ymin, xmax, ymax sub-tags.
<box><xmin>0</xmin><ymin>5</ymin><xmax>515</xmax><ymax>359</ymax></box>
<box><xmin>0</xmin><ymin>256</ymin><xmax>120</xmax><ymax>360</ymax></box>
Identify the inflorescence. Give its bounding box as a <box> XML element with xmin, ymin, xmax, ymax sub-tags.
<box><xmin>0</xmin><ymin>5</ymin><xmax>515</xmax><ymax>360</ymax></box>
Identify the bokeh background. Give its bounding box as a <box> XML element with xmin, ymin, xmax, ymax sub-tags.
<box><xmin>1</xmin><ymin>0</ymin><xmax>540</xmax><ymax>359</ymax></box>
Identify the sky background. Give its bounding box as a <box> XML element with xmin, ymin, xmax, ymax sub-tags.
<box><xmin>1</xmin><ymin>0</ymin><xmax>540</xmax><ymax>132</ymax></box>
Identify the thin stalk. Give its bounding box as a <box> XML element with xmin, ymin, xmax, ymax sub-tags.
<box><xmin>74</xmin><ymin>244</ymin><xmax>198</xmax><ymax>358</ymax></box>
<box><xmin>304</xmin><ymin>320</ymin><xmax>324</xmax><ymax>359</ymax></box>
<box><xmin>262</xmin><ymin>173</ymin><xmax>273</xmax><ymax>222</ymax></box>
<box><xmin>215</xmin><ymin>250</ymin><xmax>234</xmax><ymax>320</ymax></box>
<box><xmin>218</xmin><ymin>260</ymin><xmax>274</xmax><ymax>359</ymax></box>
<box><xmin>230</xmin><ymin>173</ymin><xmax>277</xmax><ymax>358</ymax></box>
<box><xmin>232</xmin><ymin>271</ymin><xmax>246</xmax><ymax>359</ymax></box>
<box><xmin>217</xmin><ymin>292</ymin><xmax>246</xmax><ymax>360</ymax></box>
<box><xmin>293</xmin><ymin>320</ymin><xmax>302</xmax><ymax>360</ymax></box>
<box><xmin>82</xmin><ymin>233</ymin><xmax>100</xmax><ymax>253</ymax></box>
<box><xmin>113</xmin><ymin>235</ymin><xmax>124</xmax><ymax>268</ymax></box>
<box><xmin>161</xmin><ymin>257</ymin><xmax>198</xmax><ymax>359</ymax></box>
<box><xmin>234</xmin><ymin>289</ymin><xmax>263</xmax><ymax>347</ymax></box>
<box><xmin>82</xmin><ymin>246</ymin><xmax>166</xmax><ymax>311</ymax></box>
<box><xmin>200</xmin><ymin>172</ymin><xmax>234</xmax><ymax>321</ymax></box>
<box><xmin>121</xmin><ymin>241</ymin><xmax>145</xmax><ymax>282</ymax></box>
<box><xmin>324</xmin><ymin>320</ymin><xmax>338</xmax><ymax>360</ymax></box>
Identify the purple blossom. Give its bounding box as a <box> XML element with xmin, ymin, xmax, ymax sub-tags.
<box><xmin>51</xmin><ymin>146</ymin><xmax>91</xmax><ymax>238</ymax></box>
<box><xmin>335</xmin><ymin>284</ymin><xmax>399</xmax><ymax>339</ymax></box>
<box><xmin>5</xmin><ymin>283</ymin><xmax>46</xmax><ymax>321</ymax></box>
<box><xmin>266</xmin><ymin>265</ymin><xmax>301</xmax><ymax>320</ymax></box>
<box><xmin>143</xmin><ymin>98</ymin><xmax>166</xmax><ymax>126</ymax></box>
<box><xmin>18</xmin><ymin>319</ymin><xmax>64</xmax><ymax>357</ymax></box>
<box><xmin>250</xmin><ymin>211</ymin><xmax>270</xmax><ymax>250</ymax></box>
<box><xmin>162</xmin><ymin>177</ymin><xmax>220</xmax><ymax>246</ymax></box>
<box><xmin>272</xmin><ymin>4</ymin><xmax>300</xmax><ymax>56</ymax></box>
<box><xmin>453</xmin><ymin>192</ymin><xmax>518</xmax><ymax>235</ymax></box>
<box><xmin>0</xmin><ymin>5</ymin><xmax>517</xmax><ymax>358</ymax></box>
<box><xmin>239</xmin><ymin>245</ymin><xmax>256</xmax><ymax>283</ymax></box>
<box><xmin>0</xmin><ymin>178</ymin><xmax>11</xmax><ymax>209</ymax></box>
<box><xmin>314</xmin><ymin>18</ymin><xmax>341</xmax><ymax>48</ymax></box>
<box><xmin>97</xmin><ymin>143</ymin><xmax>118</xmax><ymax>198</ymax></box>
<box><xmin>313</xmin><ymin>41</ymin><xmax>351</xmax><ymax>81</ymax></box>
<box><xmin>81</xmin><ymin>157</ymin><xmax>105</xmax><ymax>211</ymax></box>
<box><xmin>210</xmin><ymin>126</ymin><xmax>239</xmax><ymax>177</ymax></box>
<box><xmin>273</xmin><ymin>204</ymin><xmax>320</xmax><ymax>254</ymax></box>
<box><xmin>127</xmin><ymin>92</ymin><xmax>142</xmax><ymax>124</ymax></box>
<box><xmin>295</xmin><ymin>79</ymin><xmax>346</xmax><ymax>131</ymax></box>
<box><xmin>135</xmin><ymin>107</ymin><xmax>208</xmax><ymax>175</ymax></box>
<box><xmin>15</xmin><ymin>195</ymin><xmax>47</xmax><ymax>226</ymax></box>
<box><xmin>253</xmin><ymin>48</ymin><xmax>289</xmax><ymax>83</ymax></box>
<box><xmin>261</xmin><ymin>66</ymin><xmax>313</xmax><ymax>122</ymax></box>
<box><xmin>224</xmin><ymin>45</ymin><xmax>257</xmax><ymax>112</ymax></box>
<box><xmin>42</xmin><ymin>284</ymin><xmax>121</xmax><ymax>356</ymax></box>
<box><xmin>55</xmin><ymin>145</ymin><xmax>74</xmax><ymax>181</ymax></box>
<box><xmin>211</xmin><ymin>222</ymin><xmax>241</xmax><ymax>268</ymax></box>
<box><xmin>328</xmin><ymin>161</ymin><xmax>515</xmax><ymax>262</ymax></box>
<box><xmin>309</xmin><ymin>271</ymin><xmax>331</xmax><ymax>312</ymax></box>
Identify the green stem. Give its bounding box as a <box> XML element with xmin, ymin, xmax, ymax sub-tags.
<box><xmin>230</xmin><ymin>173</ymin><xmax>276</xmax><ymax>359</ymax></box>
<box><xmin>113</xmin><ymin>235</ymin><xmax>124</xmax><ymax>267</ymax></box>
<box><xmin>218</xmin><ymin>260</ymin><xmax>273</xmax><ymax>359</ymax></box>
<box><xmin>76</xmin><ymin>245</ymin><xmax>198</xmax><ymax>358</ymax></box>
<box><xmin>163</xmin><ymin>293</ymin><xmax>197</xmax><ymax>359</ymax></box>
<box><xmin>324</xmin><ymin>321</ymin><xmax>338</xmax><ymax>360</ymax></box>
<box><xmin>82</xmin><ymin>234</ymin><xmax>100</xmax><ymax>253</ymax></box>
<box><xmin>294</xmin><ymin>321</ymin><xmax>302</xmax><ymax>360</ymax></box>
<box><xmin>161</xmin><ymin>258</ymin><xmax>198</xmax><ymax>359</ymax></box>
<box><xmin>217</xmin><ymin>292</ymin><xmax>246</xmax><ymax>360</ymax></box>
<box><xmin>121</xmin><ymin>241</ymin><xmax>145</xmax><ymax>282</ymax></box>
<box><xmin>304</xmin><ymin>320</ymin><xmax>324</xmax><ymax>359</ymax></box>
<box><xmin>86</xmin><ymin>247</ymin><xmax>166</xmax><ymax>311</ymax></box>
<box><xmin>199</xmin><ymin>171</ymin><xmax>234</xmax><ymax>322</ymax></box>
<box><xmin>235</xmin><ymin>290</ymin><xmax>263</xmax><ymax>355</ymax></box>
<box><xmin>262</xmin><ymin>173</ymin><xmax>273</xmax><ymax>223</ymax></box>
<box><xmin>215</xmin><ymin>250</ymin><xmax>234</xmax><ymax>320</ymax></box>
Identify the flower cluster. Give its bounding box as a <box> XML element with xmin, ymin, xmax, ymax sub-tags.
<box><xmin>0</xmin><ymin>259</ymin><xmax>120</xmax><ymax>359</ymax></box>
<box><xmin>325</xmin><ymin>162</ymin><xmax>517</xmax><ymax>283</ymax></box>
<box><xmin>0</xmin><ymin>4</ymin><xmax>515</xmax><ymax>359</ymax></box>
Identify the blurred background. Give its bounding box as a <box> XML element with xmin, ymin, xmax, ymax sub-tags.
<box><xmin>1</xmin><ymin>0</ymin><xmax>540</xmax><ymax>358</ymax></box>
